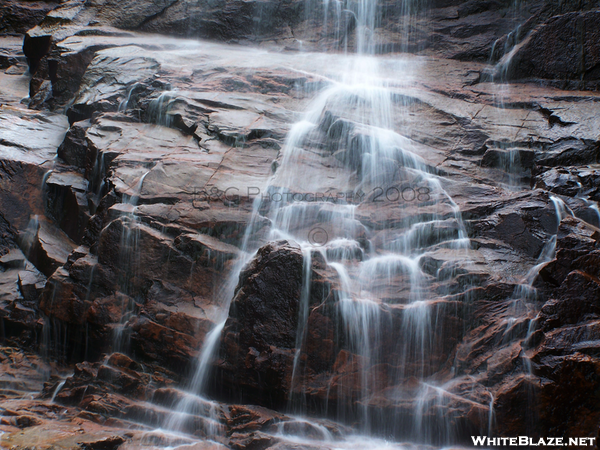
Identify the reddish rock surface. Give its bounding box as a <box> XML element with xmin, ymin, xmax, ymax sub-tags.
<box><xmin>1</xmin><ymin>1</ymin><xmax>600</xmax><ymax>448</ymax></box>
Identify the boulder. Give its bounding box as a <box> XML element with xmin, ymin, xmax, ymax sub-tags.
<box><xmin>215</xmin><ymin>240</ymin><xmax>305</xmax><ymax>408</ymax></box>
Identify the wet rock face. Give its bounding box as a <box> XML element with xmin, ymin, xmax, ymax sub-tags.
<box><xmin>526</xmin><ymin>218</ymin><xmax>600</xmax><ymax>438</ymax></box>
<box><xmin>137</xmin><ymin>0</ymin><xmax>305</xmax><ymax>43</ymax></box>
<box><xmin>503</xmin><ymin>10</ymin><xmax>600</xmax><ymax>89</ymax></box>
<box><xmin>1</xmin><ymin>0</ymin><xmax>600</xmax><ymax>445</ymax></box>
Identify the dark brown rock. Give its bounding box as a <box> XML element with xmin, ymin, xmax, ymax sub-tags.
<box><xmin>45</xmin><ymin>171</ymin><xmax>90</xmax><ymax>243</ymax></box>
<box><xmin>494</xmin><ymin>375</ymin><xmax>540</xmax><ymax>436</ymax></box>
<box><xmin>229</xmin><ymin>432</ymin><xmax>277</xmax><ymax>450</ymax></box>
<box><xmin>0</xmin><ymin>109</ymin><xmax>68</xmax><ymax>229</ymax></box>
<box><xmin>503</xmin><ymin>10</ymin><xmax>600</xmax><ymax>89</ymax></box>
<box><xmin>538</xmin><ymin>270</ymin><xmax>600</xmax><ymax>331</ymax></box>
<box><xmin>537</xmin><ymin>216</ymin><xmax>600</xmax><ymax>287</ymax></box>
<box><xmin>535</xmin><ymin>138</ymin><xmax>600</xmax><ymax>168</ymax></box>
<box><xmin>0</xmin><ymin>249</ymin><xmax>44</xmax><ymax>342</ymax></box>
<box><xmin>493</xmin><ymin>212</ymin><xmax>545</xmax><ymax>259</ymax></box>
<box><xmin>0</xmin><ymin>0</ymin><xmax>59</xmax><ymax>35</ymax></box>
<box><xmin>128</xmin><ymin>315</ymin><xmax>205</xmax><ymax>372</ymax></box>
<box><xmin>80</xmin><ymin>436</ymin><xmax>126</xmax><ymax>450</ymax></box>
<box><xmin>174</xmin><ymin>233</ymin><xmax>240</xmax><ymax>269</ymax></box>
<box><xmin>57</xmin><ymin>120</ymin><xmax>93</xmax><ymax>170</ymax></box>
<box><xmin>216</xmin><ymin>240</ymin><xmax>304</xmax><ymax>407</ymax></box>
<box><xmin>225</xmin><ymin>404</ymin><xmax>287</xmax><ymax>435</ymax></box>
<box><xmin>21</xmin><ymin>221</ymin><xmax>77</xmax><ymax>277</ymax></box>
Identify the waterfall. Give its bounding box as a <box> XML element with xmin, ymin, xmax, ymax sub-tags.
<box><xmin>181</xmin><ymin>0</ymin><xmax>479</xmax><ymax>444</ymax></box>
<box><xmin>0</xmin><ymin>0</ymin><xmax>596</xmax><ymax>446</ymax></box>
<box><xmin>289</xmin><ymin>246</ymin><xmax>315</xmax><ymax>412</ymax></box>
<box><xmin>156</xmin><ymin>0</ymin><xmax>594</xmax><ymax>446</ymax></box>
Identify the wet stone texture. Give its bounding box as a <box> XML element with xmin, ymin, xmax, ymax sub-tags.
<box><xmin>0</xmin><ymin>1</ymin><xmax>600</xmax><ymax>449</ymax></box>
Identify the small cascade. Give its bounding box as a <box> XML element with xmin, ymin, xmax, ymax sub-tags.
<box><xmin>88</xmin><ymin>152</ymin><xmax>108</xmax><ymax>214</ymax></box>
<box><xmin>300</xmin><ymin>0</ymin><xmax>428</xmax><ymax>54</ymax></box>
<box><xmin>521</xmin><ymin>314</ymin><xmax>539</xmax><ymax>374</ymax></box>
<box><xmin>112</xmin><ymin>169</ymin><xmax>151</xmax><ymax>353</ymax></box>
<box><xmin>272</xmin><ymin>430</ymin><xmax>417</xmax><ymax>450</ymax></box>
<box><xmin>273</xmin><ymin>416</ymin><xmax>335</xmax><ymax>442</ymax></box>
<box><xmin>41</xmin><ymin>168</ymin><xmax>53</xmax><ymax>203</ymax></box>
<box><xmin>578</xmin><ymin>197</ymin><xmax>600</xmax><ymax>228</ymax></box>
<box><xmin>332</xmin><ymin>262</ymin><xmax>383</xmax><ymax>430</ymax></box>
<box><xmin>483</xmin><ymin>2</ymin><xmax>535</xmax><ymax>190</ymax></box>
<box><xmin>188</xmin><ymin>321</ymin><xmax>227</xmax><ymax>394</ymax></box>
<box><xmin>18</xmin><ymin>215</ymin><xmax>40</xmax><ymax>262</ymax></box>
<box><xmin>119</xmin><ymin>82</ymin><xmax>143</xmax><ymax>113</ymax></box>
<box><xmin>152</xmin><ymin>250</ymin><xmax>256</xmax><ymax>438</ymax></box>
<box><xmin>289</xmin><ymin>246</ymin><xmax>315</xmax><ymax>412</ymax></box>
<box><xmin>160</xmin><ymin>322</ymin><xmax>227</xmax><ymax>439</ymax></box>
<box><xmin>84</xmin><ymin>264</ymin><xmax>96</xmax><ymax>303</ymax></box>
<box><xmin>50</xmin><ymin>378</ymin><xmax>68</xmax><ymax>403</ymax></box>
<box><xmin>512</xmin><ymin>195</ymin><xmax>571</xmax><ymax>301</ymax></box>
<box><xmin>122</xmin><ymin>169</ymin><xmax>151</xmax><ymax>207</ymax></box>
<box><xmin>487</xmin><ymin>392</ymin><xmax>495</xmax><ymax>438</ymax></box>
<box><xmin>588</xmin><ymin>201</ymin><xmax>600</xmax><ymax>224</ymax></box>
<box><xmin>146</xmin><ymin>91</ymin><xmax>178</xmax><ymax>127</ymax></box>
<box><xmin>498</xmin><ymin>195</ymin><xmax>573</xmax><ymax>436</ymax></box>
<box><xmin>488</xmin><ymin>0</ymin><xmax>528</xmax><ymax>71</ymax></box>
<box><xmin>40</xmin><ymin>312</ymin><xmax>68</xmax><ymax>364</ymax></box>
<box><xmin>413</xmin><ymin>382</ymin><xmax>454</xmax><ymax>442</ymax></box>
<box><xmin>506</xmin><ymin>195</ymin><xmax>571</xmax><ymax>353</ymax></box>
<box><xmin>38</xmin><ymin>157</ymin><xmax>60</xmax><ymax>236</ymax></box>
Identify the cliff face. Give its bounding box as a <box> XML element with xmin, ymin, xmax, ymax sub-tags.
<box><xmin>0</xmin><ymin>1</ymin><xmax>600</xmax><ymax>448</ymax></box>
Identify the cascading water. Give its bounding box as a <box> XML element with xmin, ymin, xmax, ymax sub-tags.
<box><xmin>173</xmin><ymin>0</ymin><xmax>480</xmax><ymax>445</ymax></box>
<box><xmin>50</xmin><ymin>377</ymin><xmax>68</xmax><ymax>403</ymax></box>
<box><xmin>483</xmin><ymin>1</ymin><xmax>535</xmax><ymax>190</ymax></box>
<box><xmin>495</xmin><ymin>195</ymin><xmax>573</xmax><ymax>437</ymax></box>
<box><xmin>160</xmin><ymin>322</ymin><xmax>226</xmax><ymax>440</ymax></box>
<box><xmin>112</xmin><ymin>169</ymin><xmax>151</xmax><ymax>352</ymax></box>
<box><xmin>146</xmin><ymin>91</ymin><xmax>178</xmax><ymax>128</ymax></box>
<box><xmin>512</xmin><ymin>196</ymin><xmax>571</xmax><ymax>302</ymax></box>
